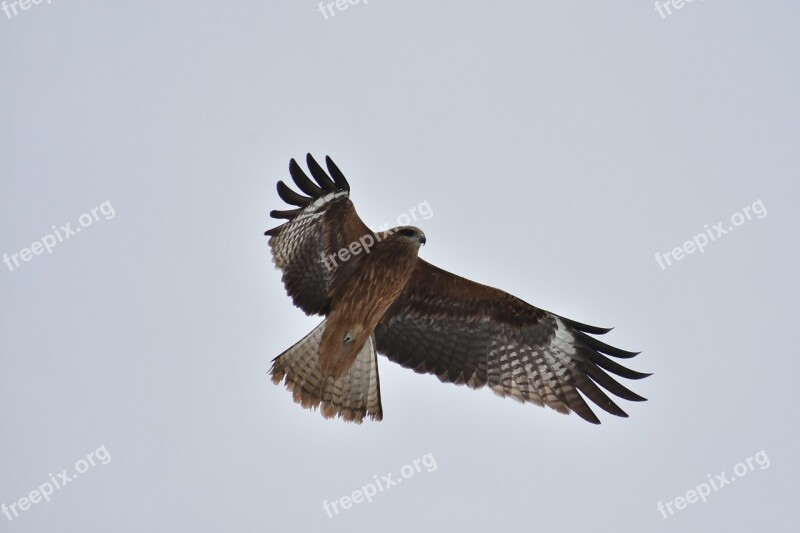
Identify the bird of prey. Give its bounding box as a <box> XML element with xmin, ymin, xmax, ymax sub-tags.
<box><xmin>265</xmin><ymin>154</ymin><xmax>649</xmax><ymax>424</ymax></box>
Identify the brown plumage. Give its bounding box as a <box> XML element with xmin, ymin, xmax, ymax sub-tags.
<box><xmin>265</xmin><ymin>154</ymin><xmax>650</xmax><ymax>424</ymax></box>
<box><xmin>319</xmin><ymin>229</ymin><xmax>423</xmax><ymax>378</ymax></box>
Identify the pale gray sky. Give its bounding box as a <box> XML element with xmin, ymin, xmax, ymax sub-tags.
<box><xmin>1</xmin><ymin>1</ymin><xmax>798</xmax><ymax>532</ymax></box>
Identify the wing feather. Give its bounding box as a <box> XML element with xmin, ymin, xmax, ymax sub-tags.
<box><xmin>265</xmin><ymin>155</ymin><xmax>373</xmax><ymax>316</ymax></box>
<box><xmin>325</xmin><ymin>156</ymin><xmax>351</xmax><ymax>191</ymax></box>
<box><xmin>375</xmin><ymin>260</ymin><xmax>649</xmax><ymax>424</ymax></box>
<box><xmin>277</xmin><ymin>180</ymin><xmax>313</xmax><ymax>207</ymax></box>
<box><xmin>306</xmin><ymin>153</ymin><xmax>339</xmax><ymax>192</ymax></box>
<box><xmin>288</xmin><ymin>158</ymin><xmax>326</xmax><ymax>197</ymax></box>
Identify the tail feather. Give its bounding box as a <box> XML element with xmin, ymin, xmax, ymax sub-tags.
<box><xmin>270</xmin><ymin>320</ymin><xmax>383</xmax><ymax>423</ymax></box>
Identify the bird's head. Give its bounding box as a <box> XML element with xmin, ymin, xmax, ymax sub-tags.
<box><xmin>388</xmin><ymin>226</ymin><xmax>426</xmax><ymax>248</ymax></box>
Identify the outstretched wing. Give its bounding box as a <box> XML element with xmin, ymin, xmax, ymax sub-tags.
<box><xmin>265</xmin><ymin>154</ymin><xmax>373</xmax><ymax>316</ymax></box>
<box><xmin>374</xmin><ymin>260</ymin><xmax>649</xmax><ymax>424</ymax></box>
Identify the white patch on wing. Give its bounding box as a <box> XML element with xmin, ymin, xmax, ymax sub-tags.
<box><xmin>309</xmin><ymin>190</ymin><xmax>349</xmax><ymax>210</ymax></box>
<box><xmin>552</xmin><ymin>317</ymin><xmax>577</xmax><ymax>355</ymax></box>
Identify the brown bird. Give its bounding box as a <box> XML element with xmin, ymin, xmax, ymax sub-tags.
<box><xmin>266</xmin><ymin>154</ymin><xmax>649</xmax><ymax>424</ymax></box>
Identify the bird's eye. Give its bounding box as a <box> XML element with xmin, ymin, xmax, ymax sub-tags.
<box><xmin>398</xmin><ymin>229</ymin><xmax>415</xmax><ymax>237</ymax></box>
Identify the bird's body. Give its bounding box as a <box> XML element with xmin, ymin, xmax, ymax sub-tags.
<box><xmin>266</xmin><ymin>155</ymin><xmax>649</xmax><ymax>424</ymax></box>
<box><xmin>319</xmin><ymin>228</ymin><xmax>423</xmax><ymax>378</ymax></box>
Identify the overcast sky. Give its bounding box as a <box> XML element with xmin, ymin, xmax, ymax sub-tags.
<box><xmin>1</xmin><ymin>1</ymin><xmax>798</xmax><ymax>532</ymax></box>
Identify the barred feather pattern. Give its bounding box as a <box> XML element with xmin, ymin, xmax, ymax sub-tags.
<box><xmin>269</xmin><ymin>320</ymin><xmax>383</xmax><ymax>423</ymax></box>
<box><xmin>375</xmin><ymin>260</ymin><xmax>649</xmax><ymax>424</ymax></box>
<box><xmin>267</xmin><ymin>191</ymin><xmax>350</xmax><ymax>316</ymax></box>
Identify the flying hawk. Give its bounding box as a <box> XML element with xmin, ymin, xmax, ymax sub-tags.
<box><xmin>265</xmin><ymin>155</ymin><xmax>649</xmax><ymax>424</ymax></box>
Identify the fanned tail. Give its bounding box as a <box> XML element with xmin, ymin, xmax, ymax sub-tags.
<box><xmin>269</xmin><ymin>320</ymin><xmax>383</xmax><ymax>423</ymax></box>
